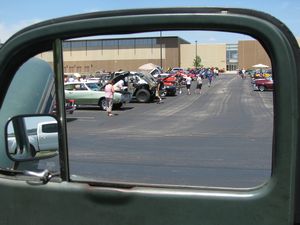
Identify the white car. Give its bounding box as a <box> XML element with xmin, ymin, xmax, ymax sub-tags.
<box><xmin>64</xmin><ymin>81</ymin><xmax>132</xmax><ymax>110</ymax></box>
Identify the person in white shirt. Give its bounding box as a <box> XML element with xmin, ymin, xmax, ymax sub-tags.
<box><xmin>195</xmin><ymin>75</ymin><xmax>203</xmax><ymax>94</ymax></box>
<box><xmin>185</xmin><ymin>76</ymin><xmax>192</xmax><ymax>95</ymax></box>
<box><xmin>113</xmin><ymin>79</ymin><xmax>124</xmax><ymax>92</ymax></box>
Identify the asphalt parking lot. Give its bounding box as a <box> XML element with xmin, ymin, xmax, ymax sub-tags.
<box><xmin>65</xmin><ymin>74</ymin><xmax>273</xmax><ymax>188</ymax></box>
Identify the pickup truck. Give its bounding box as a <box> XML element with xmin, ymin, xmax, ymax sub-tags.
<box><xmin>7</xmin><ymin>120</ymin><xmax>58</xmax><ymax>156</ymax></box>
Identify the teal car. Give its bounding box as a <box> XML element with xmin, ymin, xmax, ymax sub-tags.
<box><xmin>64</xmin><ymin>81</ymin><xmax>131</xmax><ymax>110</ymax></box>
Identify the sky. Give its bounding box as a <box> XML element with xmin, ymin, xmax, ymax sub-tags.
<box><xmin>0</xmin><ymin>0</ymin><xmax>299</xmax><ymax>44</ymax></box>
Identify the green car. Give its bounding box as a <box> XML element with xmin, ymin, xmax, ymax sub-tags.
<box><xmin>64</xmin><ymin>81</ymin><xmax>131</xmax><ymax>110</ymax></box>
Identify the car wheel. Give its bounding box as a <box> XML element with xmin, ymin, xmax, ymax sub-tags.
<box><xmin>258</xmin><ymin>85</ymin><xmax>265</xmax><ymax>92</ymax></box>
<box><xmin>135</xmin><ymin>89</ymin><xmax>151</xmax><ymax>103</ymax></box>
<box><xmin>98</xmin><ymin>98</ymin><xmax>107</xmax><ymax>110</ymax></box>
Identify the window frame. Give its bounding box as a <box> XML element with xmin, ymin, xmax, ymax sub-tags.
<box><xmin>0</xmin><ymin>8</ymin><xmax>299</xmax><ymax>225</ymax></box>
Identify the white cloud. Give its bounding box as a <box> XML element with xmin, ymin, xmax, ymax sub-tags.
<box><xmin>0</xmin><ymin>19</ymin><xmax>41</xmax><ymax>43</ymax></box>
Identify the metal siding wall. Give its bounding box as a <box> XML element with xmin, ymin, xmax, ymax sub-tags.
<box><xmin>180</xmin><ymin>44</ymin><xmax>226</xmax><ymax>69</ymax></box>
<box><xmin>238</xmin><ymin>40</ymin><xmax>271</xmax><ymax>69</ymax></box>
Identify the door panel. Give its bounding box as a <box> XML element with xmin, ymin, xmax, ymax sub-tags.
<box><xmin>0</xmin><ymin>8</ymin><xmax>298</xmax><ymax>225</ymax></box>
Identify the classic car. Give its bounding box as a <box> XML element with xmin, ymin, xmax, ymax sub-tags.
<box><xmin>64</xmin><ymin>81</ymin><xmax>131</xmax><ymax>109</ymax></box>
<box><xmin>162</xmin><ymin>75</ymin><xmax>177</xmax><ymax>96</ymax></box>
<box><xmin>253</xmin><ymin>77</ymin><xmax>274</xmax><ymax>91</ymax></box>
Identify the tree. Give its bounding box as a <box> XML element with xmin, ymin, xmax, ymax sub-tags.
<box><xmin>193</xmin><ymin>55</ymin><xmax>202</xmax><ymax>68</ymax></box>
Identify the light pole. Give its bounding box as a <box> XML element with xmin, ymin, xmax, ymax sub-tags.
<box><xmin>160</xmin><ymin>31</ymin><xmax>163</xmax><ymax>69</ymax></box>
<box><xmin>195</xmin><ymin>40</ymin><xmax>198</xmax><ymax>57</ymax></box>
<box><xmin>195</xmin><ymin>40</ymin><xmax>198</xmax><ymax>68</ymax></box>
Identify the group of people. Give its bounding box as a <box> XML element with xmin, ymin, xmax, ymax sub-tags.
<box><xmin>186</xmin><ymin>75</ymin><xmax>204</xmax><ymax>95</ymax></box>
<box><xmin>104</xmin><ymin>69</ymin><xmax>213</xmax><ymax>116</ymax></box>
<box><xmin>175</xmin><ymin>71</ymin><xmax>204</xmax><ymax>95</ymax></box>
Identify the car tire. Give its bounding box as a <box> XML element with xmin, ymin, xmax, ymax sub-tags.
<box><xmin>135</xmin><ymin>89</ymin><xmax>151</xmax><ymax>103</ymax></box>
<box><xmin>258</xmin><ymin>85</ymin><xmax>265</xmax><ymax>92</ymax></box>
<box><xmin>98</xmin><ymin>98</ymin><xmax>107</xmax><ymax>110</ymax></box>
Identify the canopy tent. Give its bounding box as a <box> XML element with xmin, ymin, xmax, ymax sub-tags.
<box><xmin>252</xmin><ymin>64</ymin><xmax>269</xmax><ymax>68</ymax></box>
<box><xmin>64</xmin><ymin>72</ymin><xmax>81</xmax><ymax>77</ymax></box>
<box><xmin>138</xmin><ymin>63</ymin><xmax>160</xmax><ymax>71</ymax></box>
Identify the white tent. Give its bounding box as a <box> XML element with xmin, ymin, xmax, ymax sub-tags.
<box><xmin>64</xmin><ymin>72</ymin><xmax>81</xmax><ymax>77</ymax></box>
<box><xmin>138</xmin><ymin>63</ymin><xmax>160</xmax><ymax>71</ymax></box>
<box><xmin>252</xmin><ymin>64</ymin><xmax>269</xmax><ymax>68</ymax></box>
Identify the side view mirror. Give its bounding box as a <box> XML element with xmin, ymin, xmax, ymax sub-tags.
<box><xmin>5</xmin><ymin>115</ymin><xmax>59</xmax><ymax>161</ymax></box>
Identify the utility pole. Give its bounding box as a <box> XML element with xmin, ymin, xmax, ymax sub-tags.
<box><xmin>195</xmin><ymin>40</ymin><xmax>198</xmax><ymax>68</ymax></box>
<box><xmin>160</xmin><ymin>31</ymin><xmax>163</xmax><ymax>69</ymax></box>
<box><xmin>195</xmin><ymin>40</ymin><xmax>198</xmax><ymax>59</ymax></box>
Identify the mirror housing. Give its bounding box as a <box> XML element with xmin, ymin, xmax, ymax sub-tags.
<box><xmin>5</xmin><ymin>115</ymin><xmax>59</xmax><ymax>161</ymax></box>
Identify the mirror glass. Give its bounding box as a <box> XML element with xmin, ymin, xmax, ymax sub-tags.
<box><xmin>6</xmin><ymin>115</ymin><xmax>59</xmax><ymax>161</ymax></box>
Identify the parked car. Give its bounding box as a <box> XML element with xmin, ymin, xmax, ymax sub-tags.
<box><xmin>52</xmin><ymin>99</ymin><xmax>76</xmax><ymax>115</ymax></box>
<box><xmin>171</xmin><ymin>67</ymin><xmax>184</xmax><ymax>73</ymax></box>
<box><xmin>162</xmin><ymin>75</ymin><xmax>177</xmax><ymax>96</ymax></box>
<box><xmin>109</xmin><ymin>71</ymin><xmax>157</xmax><ymax>103</ymax></box>
<box><xmin>64</xmin><ymin>81</ymin><xmax>131</xmax><ymax>109</ymax></box>
<box><xmin>253</xmin><ymin>77</ymin><xmax>274</xmax><ymax>91</ymax></box>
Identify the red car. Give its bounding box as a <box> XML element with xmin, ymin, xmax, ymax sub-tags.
<box><xmin>161</xmin><ymin>75</ymin><xmax>177</xmax><ymax>96</ymax></box>
<box><xmin>253</xmin><ymin>77</ymin><xmax>274</xmax><ymax>92</ymax></box>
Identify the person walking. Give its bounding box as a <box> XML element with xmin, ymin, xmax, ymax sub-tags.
<box><xmin>104</xmin><ymin>80</ymin><xmax>115</xmax><ymax>117</ymax></box>
<box><xmin>175</xmin><ymin>71</ymin><xmax>183</xmax><ymax>94</ymax></box>
<box><xmin>156</xmin><ymin>75</ymin><xmax>164</xmax><ymax>103</ymax></box>
<box><xmin>207</xmin><ymin>69</ymin><xmax>213</xmax><ymax>87</ymax></box>
<box><xmin>195</xmin><ymin>75</ymin><xmax>203</xmax><ymax>94</ymax></box>
<box><xmin>241</xmin><ymin>68</ymin><xmax>246</xmax><ymax>79</ymax></box>
<box><xmin>185</xmin><ymin>76</ymin><xmax>192</xmax><ymax>95</ymax></box>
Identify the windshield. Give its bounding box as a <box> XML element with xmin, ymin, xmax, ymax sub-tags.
<box><xmin>86</xmin><ymin>82</ymin><xmax>100</xmax><ymax>91</ymax></box>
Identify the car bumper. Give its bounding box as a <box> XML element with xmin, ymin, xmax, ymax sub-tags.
<box><xmin>165</xmin><ymin>85</ymin><xmax>177</xmax><ymax>95</ymax></box>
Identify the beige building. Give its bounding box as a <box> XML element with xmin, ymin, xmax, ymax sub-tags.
<box><xmin>40</xmin><ymin>37</ymin><xmax>188</xmax><ymax>74</ymax></box>
<box><xmin>38</xmin><ymin>36</ymin><xmax>300</xmax><ymax>75</ymax></box>
<box><xmin>238</xmin><ymin>40</ymin><xmax>271</xmax><ymax>69</ymax></box>
<box><xmin>180</xmin><ymin>43</ymin><xmax>226</xmax><ymax>70</ymax></box>
<box><xmin>238</xmin><ymin>38</ymin><xmax>300</xmax><ymax>70</ymax></box>
<box><xmin>39</xmin><ymin>36</ymin><xmax>227</xmax><ymax>75</ymax></box>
